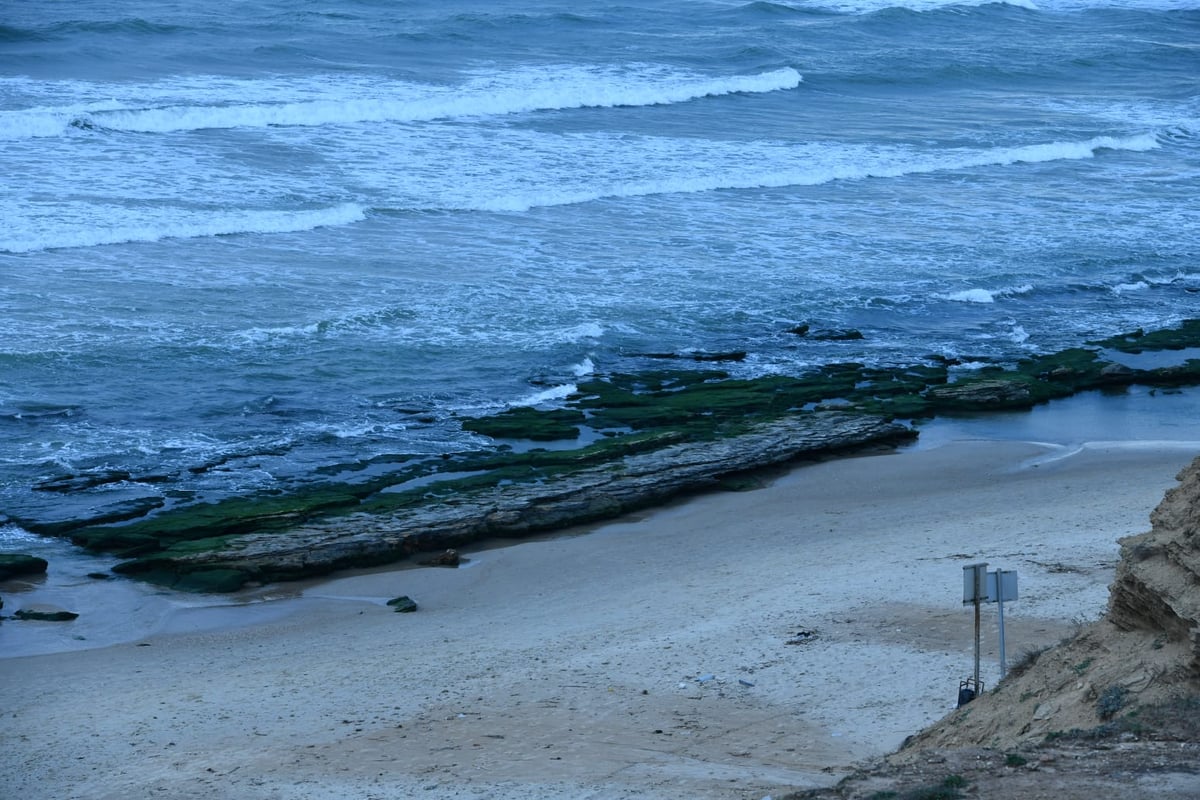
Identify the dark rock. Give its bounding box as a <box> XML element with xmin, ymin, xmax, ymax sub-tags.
<box><xmin>640</xmin><ymin>351</ymin><xmax>748</xmax><ymax>362</ymax></box>
<box><xmin>420</xmin><ymin>549</ymin><xmax>461</xmax><ymax>568</ymax></box>
<box><xmin>786</xmin><ymin>324</ymin><xmax>811</xmax><ymax>336</ymax></box>
<box><xmin>808</xmin><ymin>329</ymin><xmax>865</xmax><ymax>341</ymax></box>
<box><xmin>460</xmin><ymin>407</ymin><xmax>585</xmax><ymax>442</ymax></box>
<box><xmin>387</xmin><ymin>595</ymin><xmax>418</xmax><ymax>613</ymax></box>
<box><xmin>169</xmin><ymin>568</ymin><xmax>252</xmax><ymax>594</ymax></box>
<box><xmin>0</xmin><ymin>554</ymin><xmax>49</xmax><ymax>581</ymax></box>
<box><xmin>9</xmin><ymin>495</ymin><xmax>165</xmax><ymax>537</ymax></box>
<box><xmin>14</xmin><ymin>605</ymin><xmax>78</xmax><ymax>622</ymax></box>
<box><xmin>33</xmin><ymin>470</ymin><xmax>132</xmax><ymax>493</ymax></box>
<box><xmin>1099</xmin><ymin>362</ymin><xmax>1136</xmax><ymax>379</ymax></box>
<box><xmin>924</xmin><ymin>377</ymin><xmax>1050</xmax><ymax>411</ymax></box>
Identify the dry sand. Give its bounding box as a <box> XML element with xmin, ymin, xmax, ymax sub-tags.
<box><xmin>3</xmin><ymin>424</ymin><xmax>1199</xmax><ymax>799</ymax></box>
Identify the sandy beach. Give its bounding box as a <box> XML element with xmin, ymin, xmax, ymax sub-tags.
<box><xmin>3</xmin><ymin>393</ymin><xmax>1199</xmax><ymax>800</ymax></box>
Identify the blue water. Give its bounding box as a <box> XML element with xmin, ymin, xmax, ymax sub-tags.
<box><xmin>2</xmin><ymin>0</ymin><xmax>1199</xmax><ymax>532</ymax></box>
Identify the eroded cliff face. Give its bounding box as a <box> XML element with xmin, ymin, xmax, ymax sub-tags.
<box><xmin>899</xmin><ymin>455</ymin><xmax>1200</xmax><ymax>754</ymax></box>
<box><xmin>1109</xmin><ymin>456</ymin><xmax>1200</xmax><ymax>673</ymax></box>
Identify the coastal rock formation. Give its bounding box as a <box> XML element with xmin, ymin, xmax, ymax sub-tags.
<box><xmin>13</xmin><ymin>604</ymin><xmax>79</xmax><ymax>622</ymax></box>
<box><xmin>1109</xmin><ymin>457</ymin><xmax>1200</xmax><ymax>662</ymax></box>
<box><xmin>112</xmin><ymin>412</ymin><xmax>913</xmax><ymax>591</ymax></box>
<box><xmin>0</xmin><ymin>554</ymin><xmax>49</xmax><ymax>581</ymax></box>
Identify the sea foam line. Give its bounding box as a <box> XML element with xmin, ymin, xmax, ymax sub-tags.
<box><xmin>0</xmin><ymin>204</ymin><xmax>366</xmax><ymax>254</ymax></box>
<box><xmin>4</xmin><ymin>68</ymin><xmax>802</xmax><ymax>137</ymax></box>
<box><xmin>467</xmin><ymin>133</ymin><xmax>1160</xmax><ymax>212</ymax></box>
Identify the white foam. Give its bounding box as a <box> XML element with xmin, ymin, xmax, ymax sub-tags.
<box><xmin>572</xmin><ymin>357</ymin><xmax>596</xmax><ymax>377</ymax></box>
<box><xmin>944</xmin><ymin>288</ymin><xmax>998</xmax><ymax>303</ymax></box>
<box><xmin>0</xmin><ymin>203</ymin><xmax>366</xmax><ymax>254</ymax></box>
<box><xmin>3</xmin><ymin>67</ymin><xmax>802</xmax><ymax>137</ymax></box>
<box><xmin>805</xmin><ymin>0</ymin><xmax>1193</xmax><ymax>12</ymax></box>
<box><xmin>1007</xmin><ymin>323</ymin><xmax>1031</xmax><ymax>343</ymax></box>
<box><xmin>561</xmin><ymin>322</ymin><xmax>606</xmax><ymax>342</ymax></box>
<box><xmin>509</xmin><ymin>384</ymin><xmax>578</xmax><ymax>407</ymax></box>
<box><xmin>458</xmin><ymin>133</ymin><xmax>1159</xmax><ymax>212</ymax></box>
<box><xmin>938</xmin><ymin>284</ymin><xmax>1033</xmax><ymax>304</ymax></box>
<box><xmin>0</xmin><ymin>523</ymin><xmax>39</xmax><ymax>544</ymax></box>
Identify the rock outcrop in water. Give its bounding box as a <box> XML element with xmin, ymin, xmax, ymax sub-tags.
<box><xmin>8</xmin><ymin>319</ymin><xmax>1200</xmax><ymax>594</ymax></box>
<box><xmin>0</xmin><ymin>554</ymin><xmax>49</xmax><ymax>581</ymax></box>
<box><xmin>110</xmin><ymin>413</ymin><xmax>913</xmax><ymax>592</ymax></box>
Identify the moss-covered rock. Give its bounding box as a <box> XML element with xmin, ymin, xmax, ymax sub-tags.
<box><xmin>1091</xmin><ymin>319</ymin><xmax>1200</xmax><ymax>353</ymax></box>
<box><xmin>387</xmin><ymin>595</ymin><xmax>418</xmax><ymax>612</ymax></box>
<box><xmin>0</xmin><ymin>553</ymin><xmax>49</xmax><ymax>580</ymax></box>
<box><xmin>14</xmin><ymin>605</ymin><xmax>78</xmax><ymax>622</ymax></box>
<box><xmin>460</xmin><ymin>406</ymin><xmax>585</xmax><ymax>441</ymax></box>
<box><xmin>21</xmin><ymin>320</ymin><xmax>1200</xmax><ymax>593</ymax></box>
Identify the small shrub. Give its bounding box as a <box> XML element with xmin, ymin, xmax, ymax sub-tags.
<box><xmin>1005</xmin><ymin>645</ymin><xmax>1049</xmax><ymax>680</ymax></box>
<box><xmin>1005</xmin><ymin>753</ymin><xmax>1028</xmax><ymax>767</ymax></box>
<box><xmin>1097</xmin><ymin>686</ymin><xmax>1129</xmax><ymax>721</ymax></box>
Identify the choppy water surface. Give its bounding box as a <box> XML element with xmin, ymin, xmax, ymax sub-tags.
<box><xmin>2</xmin><ymin>0</ymin><xmax>1198</xmax><ymax>526</ymax></box>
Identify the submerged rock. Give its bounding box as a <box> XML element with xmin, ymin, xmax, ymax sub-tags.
<box><xmin>420</xmin><ymin>549</ymin><xmax>461</xmax><ymax>568</ymax></box>
<box><xmin>0</xmin><ymin>554</ymin><xmax>49</xmax><ymax>581</ymax></box>
<box><xmin>14</xmin><ymin>604</ymin><xmax>78</xmax><ymax>622</ymax></box>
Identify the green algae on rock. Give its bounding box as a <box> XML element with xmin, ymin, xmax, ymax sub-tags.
<box><xmin>108</xmin><ymin>412</ymin><xmax>915</xmax><ymax>591</ymax></box>
<box><xmin>0</xmin><ymin>554</ymin><xmax>49</xmax><ymax>581</ymax></box>
<box><xmin>17</xmin><ymin>319</ymin><xmax>1200</xmax><ymax>593</ymax></box>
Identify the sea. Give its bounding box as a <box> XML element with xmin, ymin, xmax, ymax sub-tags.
<box><xmin>2</xmin><ymin>0</ymin><xmax>1200</xmax><ymax>630</ymax></box>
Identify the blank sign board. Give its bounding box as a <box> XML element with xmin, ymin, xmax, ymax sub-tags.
<box><xmin>963</xmin><ymin>565</ymin><xmax>1018</xmax><ymax>604</ymax></box>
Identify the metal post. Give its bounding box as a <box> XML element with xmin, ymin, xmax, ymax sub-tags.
<box><xmin>997</xmin><ymin>574</ymin><xmax>1007</xmax><ymax>678</ymax></box>
<box><xmin>962</xmin><ymin>563</ymin><xmax>988</xmax><ymax>704</ymax></box>
<box><xmin>974</xmin><ymin>592</ymin><xmax>982</xmax><ymax>689</ymax></box>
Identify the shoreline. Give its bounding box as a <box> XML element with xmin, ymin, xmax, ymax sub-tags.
<box><xmin>2</xmin><ymin>390</ymin><xmax>1198</xmax><ymax>799</ymax></box>
<box><xmin>3</xmin><ymin>384</ymin><xmax>1200</xmax><ymax>661</ymax></box>
<box><xmin>5</xmin><ymin>320</ymin><xmax>1199</xmax><ymax>595</ymax></box>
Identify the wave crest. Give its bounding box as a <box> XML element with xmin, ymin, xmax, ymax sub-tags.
<box><xmin>0</xmin><ymin>204</ymin><xmax>366</xmax><ymax>254</ymax></box>
<box><xmin>463</xmin><ymin>133</ymin><xmax>1159</xmax><ymax>212</ymax></box>
<box><xmin>2</xmin><ymin>67</ymin><xmax>802</xmax><ymax>138</ymax></box>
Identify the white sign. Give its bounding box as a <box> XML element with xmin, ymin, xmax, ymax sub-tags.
<box><xmin>962</xmin><ymin>563</ymin><xmax>988</xmax><ymax>604</ymax></box>
<box><xmin>988</xmin><ymin>570</ymin><xmax>1018</xmax><ymax>603</ymax></box>
<box><xmin>963</xmin><ymin>564</ymin><xmax>1018</xmax><ymax>604</ymax></box>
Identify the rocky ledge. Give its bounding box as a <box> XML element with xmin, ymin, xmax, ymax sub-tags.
<box><xmin>10</xmin><ymin>319</ymin><xmax>1200</xmax><ymax>592</ymax></box>
<box><xmin>109</xmin><ymin>413</ymin><xmax>912</xmax><ymax>592</ymax></box>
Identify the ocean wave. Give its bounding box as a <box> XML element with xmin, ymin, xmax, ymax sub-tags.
<box><xmin>462</xmin><ymin>133</ymin><xmax>1159</xmax><ymax>212</ymax></box>
<box><xmin>5</xmin><ymin>67</ymin><xmax>802</xmax><ymax>137</ymax></box>
<box><xmin>0</xmin><ymin>100</ymin><xmax>126</xmax><ymax>140</ymax></box>
<box><xmin>0</xmin><ymin>204</ymin><xmax>366</xmax><ymax>254</ymax></box>
<box><xmin>0</xmin><ymin>24</ymin><xmax>49</xmax><ymax>43</ymax></box>
<box><xmin>938</xmin><ymin>285</ymin><xmax>1035</xmax><ymax>303</ymax></box>
<box><xmin>509</xmin><ymin>384</ymin><xmax>578</xmax><ymax>407</ymax></box>
<box><xmin>801</xmin><ymin>0</ymin><xmax>1194</xmax><ymax>12</ymax></box>
<box><xmin>799</xmin><ymin>0</ymin><xmax>1036</xmax><ymax>13</ymax></box>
